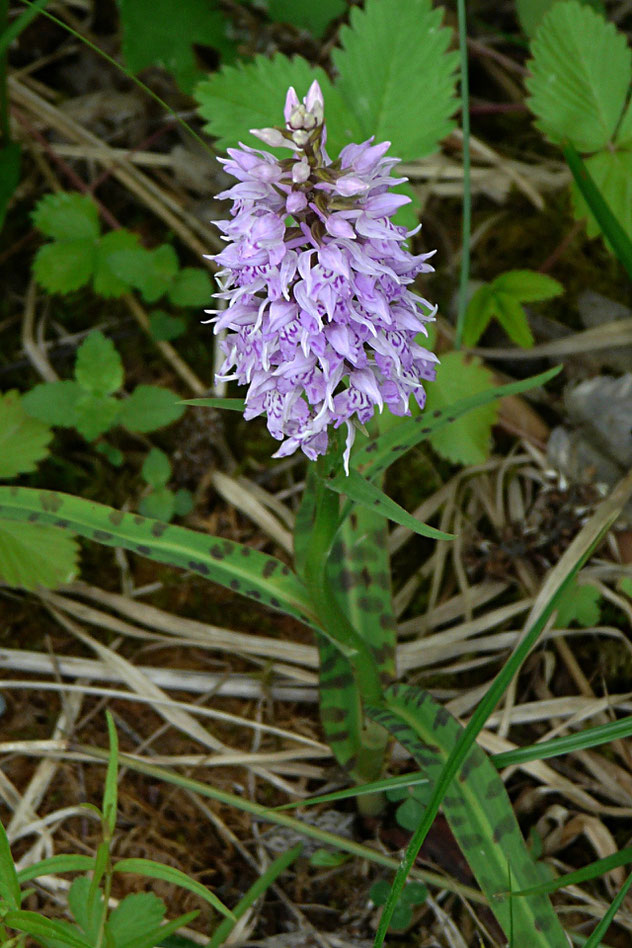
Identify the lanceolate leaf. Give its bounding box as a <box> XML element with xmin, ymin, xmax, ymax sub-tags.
<box><xmin>326</xmin><ymin>470</ymin><xmax>453</xmax><ymax>541</ymax></box>
<box><xmin>368</xmin><ymin>685</ymin><xmax>569</xmax><ymax>946</ymax></box>
<box><xmin>347</xmin><ymin>366</ymin><xmax>561</xmax><ymax>481</ymax></box>
<box><xmin>0</xmin><ymin>487</ymin><xmax>315</xmax><ymax>626</ymax></box>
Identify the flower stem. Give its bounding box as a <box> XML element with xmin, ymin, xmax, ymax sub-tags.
<box><xmin>454</xmin><ymin>0</ymin><xmax>471</xmax><ymax>350</ymax></box>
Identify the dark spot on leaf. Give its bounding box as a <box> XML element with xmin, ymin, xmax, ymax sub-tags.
<box><xmin>433</xmin><ymin>410</ymin><xmax>442</xmax><ymax>418</ymax></box>
<box><xmin>447</xmin><ymin>417</ymin><xmax>455</xmax><ymax>424</ymax></box>
<box><xmin>136</xmin><ymin>545</ymin><xmax>151</xmax><ymax>556</ymax></box>
<box><xmin>421</xmin><ymin>427</ymin><xmax>431</xmax><ymax>434</ymax></box>
<box><xmin>54</xmin><ymin>519</ymin><xmax>70</xmax><ymax>529</ymax></box>
<box><xmin>151</xmin><ymin>522</ymin><xmax>167</xmax><ymax>538</ymax></box>
<box><xmin>379</xmin><ymin>612</ymin><xmax>396</xmax><ymax>630</ymax></box>
<box><xmin>358</xmin><ymin>595</ymin><xmax>382</xmax><ymax>612</ymax></box>
<box><xmin>269</xmin><ymin>597</ymin><xmax>280</xmax><ymax>608</ymax></box>
<box><xmin>492</xmin><ymin>815</ymin><xmax>515</xmax><ymax>843</ymax></box>
<box><xmin>230</xmin><ymin>579</ymin><xmax>240</xmax><ymax>590</ymax></box>
<box><xmin>281</xmin><ymin>565</ymin><xmax>290</xmax><ymax>576</ymax></box>
<box><xmin>262</xmin><ymin>560</ymin><xmax>278</xmax><ymax>578</ymax></box>
<box><xmin>240</xmin><ymin>547</ymin><xmax>251</xmax><ymax>556</ymax></box>
<box><xmin>40</xmin><ymin>491</ymin><xmax>63</xmax><ymax>512</ymax></box>
<box><xmin>248</xmin><ymin>589</ymin><xmax>262</xmax><ymax>599</ymax></box>
<box><xmin>93</xmin><ymin>530</ymin><xmax>113</xmax><ymax>542</ymax></box>
<box><xmin>459</xmin><ymin>754</ymin><xmax>483</xmax><ymax>781</ymax></box>
<box><xmin>28</xmin><ymin>513</ymin><xmax>39</xmax><ymax>523</ymax></box>
<box><xmin>338</xmin><ymin>569</ymin><xmax>357</xmax><ymax>591</ymax></box>
<box><xmin>134</xmin><ymin>515</ymin><xmax>144</xmax><ymax>525</ymax></box>
<box><xmin>109</xmin><ymin>510</ymin><xmax>124</xmax><ymax>526</ymax></box>
<box><xmin>210</xmin><ymin>544</ymin><xmax>225</xmax><ymax>560</ymax></box>
<box><xmin>365</xmin><ymin>442</ymin><xmax>378</xmax><ymax>453</ymax></box>
<box><xmin>433</xmin><ymin>707</ymin><xmax>450</xmax><ymax>729</ymax></box>
<box><xmin>350</xmin><ymin>512</ymin><xmax>358</xmax><ymax>529</ymax></box>
<box><xmin>189</xmin><ymin>560</ymin><xmax>209</xmax><ymax>575</ymax></box>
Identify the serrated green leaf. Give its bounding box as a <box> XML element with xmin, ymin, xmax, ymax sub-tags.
<box><xmin>0</xmin><ymin>143</ymin><xmax>21</xmax><ymax>232</ymax></box>
<box><xmin>148</xmin><ymin>310</ymin><xmax>186</xmax><ymax>341</ymax></box>
<box><xmin>119</xmin><ymin>0</ymin><xmax>235</xmax><ymax>94</ymax></box>
<box><xmin>571</xmin><ymin>147</ymin><xmax>632</xmax><ymax>242</ymax></box>
<box><xmin>173</xmin><ymin>489</ymin><xmax>193</xmax><ymax>517</ymax></box>
<box><xmin>68</xmin><ymin>877</ymin><xmax>102</xmax><ymax>943</ymax></box>
<box><xmin>23</xmin><ymin>380</ymin><xmax>82</xmax><ymax>428</ymax></box>
<box><xmin>33</xmin><ymin>240</ymin><xmax>96</xmax><ymax>294</ymax></box>
<box><xmin>94</xmin><ymin>229</ymin><xmax>141</xmax><ymax>297</ymax></box>
<box><xmin>267</xmin><ymin>0</ymin><xmax>346</xmax><ymax>38</ymax></box>
<box><xmin>492</xmin><ymin>269</ymin><xmax>563</xmax><ymax>301</ymax></box>
<box><xmin>168</xmin><ymin>267</ymin><xmax>212</xmax><ymax>306</ymax></box>
<box><xmin>516</xmin><ymin>0</ymin><xmax>605</xmax><ymax>37</ymax></box>
<box><xmin>141</xmin><ymin>448</ymin><xmax>171</xmax><ymax>488</ymax></box>
<box><xmin>107</xmin><ymin>245</ymin><xmax>152</xmax><ymax>288</ymax></box>
<box><xmin>139</xmin><ymin>487</ymin><xmax>175</xmax><ymax>522</ymax></box>
<box><xmin>195</xmin><ymin>54</ymin><xmax>364</xmax><ymax>156</ymax></box>
<box><xmin>75</xmin><ymin>331</ymin><xmax>124</xmax><ymax>396</ymax></box>
<box><xmin>526</xmin><ymin>1</ymin><xmax>631</xmax><ymax>152</ymax></box>
<box><xmin>554</xmin><ymin>580</ymin><xmax>601</xmax><ymax>627</ymax></box>
<box><xmin>0</xmin><ymin>520</ymin><xmax>78</xmax><ymax>590</ymax></box>
<box><xmin>139</xmin><ymin>245</ymin><xmax>179</xmax><ymax>302</ymax></box>
<box><xmin>74</xmin><ymin>392</ymin><xmax>121</xmax><ymax>441</ymax></box>
<box><xmin>491</xmin><ymin>292</ymin><xmax>534</xmax><ymax>347</ymax></box>
<box><xmin>462</xmin><ymin>284</ymin><xmax>494</xmax><ymax>347</ymax></box>
<box><xmin>106</xmin><ymin>892</ymin><xmax>165</xmax><ymax>947</ymax></box>
<box><xmin>118</xmin><ymin>385</ymin><xmax>184</xmax><ymax>433</ymax></box>
<box><xmin>425</xmin><ymin>352</ymin><xmax>498</xmax><ymax>465</ymax></box>
<box><xmin>32</xmin><ymin>192</ymin><xmax>100</xmax><ymax>242</ymax></box>
<box><xmin>0</xmin><ymin>391</ymin><xmax>52</xmax><ymax>479</ymax></box>
<box><xmin>332</xmin><ymin>0</ymin><xmax>459</xmax><ymax>159</ymax></box>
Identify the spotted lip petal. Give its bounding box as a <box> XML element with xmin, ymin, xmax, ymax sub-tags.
<box><xmin>207</xmin><ymin>81</ymin><xmax>438</xmax><ymax>471</ymax></box>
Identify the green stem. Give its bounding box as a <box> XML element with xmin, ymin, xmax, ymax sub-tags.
<box><xmin>454</xmin><ymin>0</ymin><xmax>471</xmax><ymax>350</ymax></box>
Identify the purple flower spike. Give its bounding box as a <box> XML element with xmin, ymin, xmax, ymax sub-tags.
<box><xmin>207</xmin><ymin>81</ymin><xmax>438</xmax><ymax>474</ymax></box>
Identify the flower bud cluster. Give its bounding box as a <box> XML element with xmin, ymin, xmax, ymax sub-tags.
<box><xmin>206</xmin><ymin>80</ymin><xmax>438</xmax><ymax>472</ymax></box>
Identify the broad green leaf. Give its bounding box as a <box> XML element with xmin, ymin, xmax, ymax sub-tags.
<box><xmin>516</xmin><ymin>0</ymin><xmax>605</xmax><ymax>37</ymax></box>
<box><xmin>554</xmin><ymin>580</ymin><xmax>601</xmax><ymax>627</ymax></box>
<box><xmin>570</xmin><ymin>147</ymin><xmax>632</xmax><ymax>241</ymax></box>
<box><xmin>492</xmin><ymin>269</ymin><xmax>563</xmax><ymax>302</ymax></box>
<box><xmin>113</xmin><ymin>858</ymin><xmax>234</xmax><ymax>918</ymax></box>
<box><xmin>118</xmin><ymin>384</ymin><xmax>184</xmax><ymax>433</ymax></box>
<box><xmin>68</xmin><ymin>877</ymin><xmax>102</xmax><ymax>944</ymax></box>
<box><xmin>491</xmin><ymin>292</ymin><xmax>534</xmax><ymax>347</ymax></box>
<box><xmin>32</xmin><ymin>192</ymin><xmax>100</xmax><ymax>242</ymax></box>
<box><xmin>173</xmin><ymin>489</ymin><xmax>193</xmax><ymax>517</ymax></box>
<box><xmin>195</xmin><ymin>54</ymin><xmax>364</xmax><ymax>156</ymax></box>
<box><xmin>526</xmin><ymin>1</ymin><xmax>631</xmax><ymax>152</ymax></box>
<box><xmin>3</xmin><ymin>911</ymin><xmax>92</xmax><ymax>948</ymax></box>
<box><xmin>462</xmin><ymin>284</ymin><xmax>494</xmax><ymax>347</ymax></box>
<box><xmin>74</xmin><ymin>392</ymin><xmax>121</xmax><ymax>441</ymax></box>
<box><xmin>424</xmin><ymin>352</ymin><xmax>498</xmax><ymax>465</ymax></box>
<box><xmin>139</xmin><ymin>487</ymin><xmax>175</xmax><ymax>522</ymax></box>
<box><xmin>119</xmin><ymin>911</ymin><xmax>198</xmax><ymax>948</ymax></box>
<box><xmin>138</xmin><ymin>245</ymin><xmax>179</xmax><ymax>302</ymax></box>
<box><xmin>94</xmin><ymin>228</ymin><xmax>140</xmax><ymax>297</ymax></box>
<box><xmin>0</xmin><ymin>390</ymin><xmax>52</xmax><ymax>479</ymax></box>
<box><xmin>0</xmin><ymin>486</ymin><xmax>316</xmax><ymax>626</ymax></box>
<box><xmin>368</xmin><ymin>685</ymin><xmax>569</xmax><ymax>946</ymax></box>
<box><xmin>0</xmin><ymin>143</ymin><xmax>21</xmax><ymax>231</ymax></box>
<box><xmin>75</xmin><ymin>331</ymin><xmax>124</xmax><ymax>396</ymax></box>
<box><xmin>119</xmin><ymin>0</ymin><xmax>235</xmax><ymax>94</ymax></box>
<box><xmin>349</xmin><ymin>367</ymin><xmax>561</xmax><ymax>480</ymax></box>
<box><xmin>148</xmin><ymin>310</ymin><xmax>186</xmax><ymax>341</ymax></box>
<box><xmin>332</xmin><ymin>0</ymin><xmax>459</xmax><ymax>159</ymax></box>
<box><xmin>141</xmin><ymin>448</ymin><xmax>171</xmax><ymax>488</ymax></box>
<box><xmin>107</xmin><ymin>246</ymin><xmax>152</xmax><ymax>288</ymax></box>
<box><xmin>267</xmin><ymin>0</ymin><xmax>345</xmax><ymax>38</ymax></box>
<box><xmin>0</xmin><ymin>520</ymin><xmax>79</xmax><ymax>590</ymax></box>
<box><xmin>168</xmin><ymin>267</ymin><xmax>212</xmax><ymax>307</ymax></box>
<box><xmin>0</xmin><ymin>819</ymin><xmax>20</xmax><ymax>908</ymax></box>
<box><xmin>33</xmin><ymin>240</ymin><xmax>96</xmax><ymax>294</ymax></box>
<box><xmin>326</xmin><ymin>471</ymin><xmax>453</xmax><ymax>541</ymax></box>
<box><xmin>106</xmin><ymin>892</ymin><xmax>165</xmax><ymax>947</ymax></box>
<box><xmin>23</xmin><ymin>380</ymin><xmax>82</xmax><ymax>428</ymax></box>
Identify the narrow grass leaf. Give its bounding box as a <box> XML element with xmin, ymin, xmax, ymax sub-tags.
<box><xmin>206</xmin><ymin>844</ymin><xmax>302</xmax><ymax>948</ymax></box>
<box><xmin>513</xmin><ymin>846</ymin><xmax>632</xmax><ymax>898</ymax></box>
<box><xmin>582</xmin><ymin>869</ymin><xmax>632</xmax><ymax>948</ymax></box>
<box><xmin>103</xmin><ymin>710</ymin><xmax>119</xmax><ymax>835</ymax></box>
<box><xmin>493</xmin><ymin>714</ymin><xmax>632</xmax><ymax>768</ymax></box>
<box><xmin>17</xmin><ymin>854</ymin><xmax>95</xmax><ymax>883</ymax></box>
<box><xmin>113</xmin><ymin>858</ymin><xmax>233</xmax><ymax>919</ymax></box>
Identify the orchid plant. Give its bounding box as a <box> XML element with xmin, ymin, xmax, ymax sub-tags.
<box><xmin>0</xmin><ymin>75</ymin><xmax>567</xmax><ymax>948</ymax></box>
